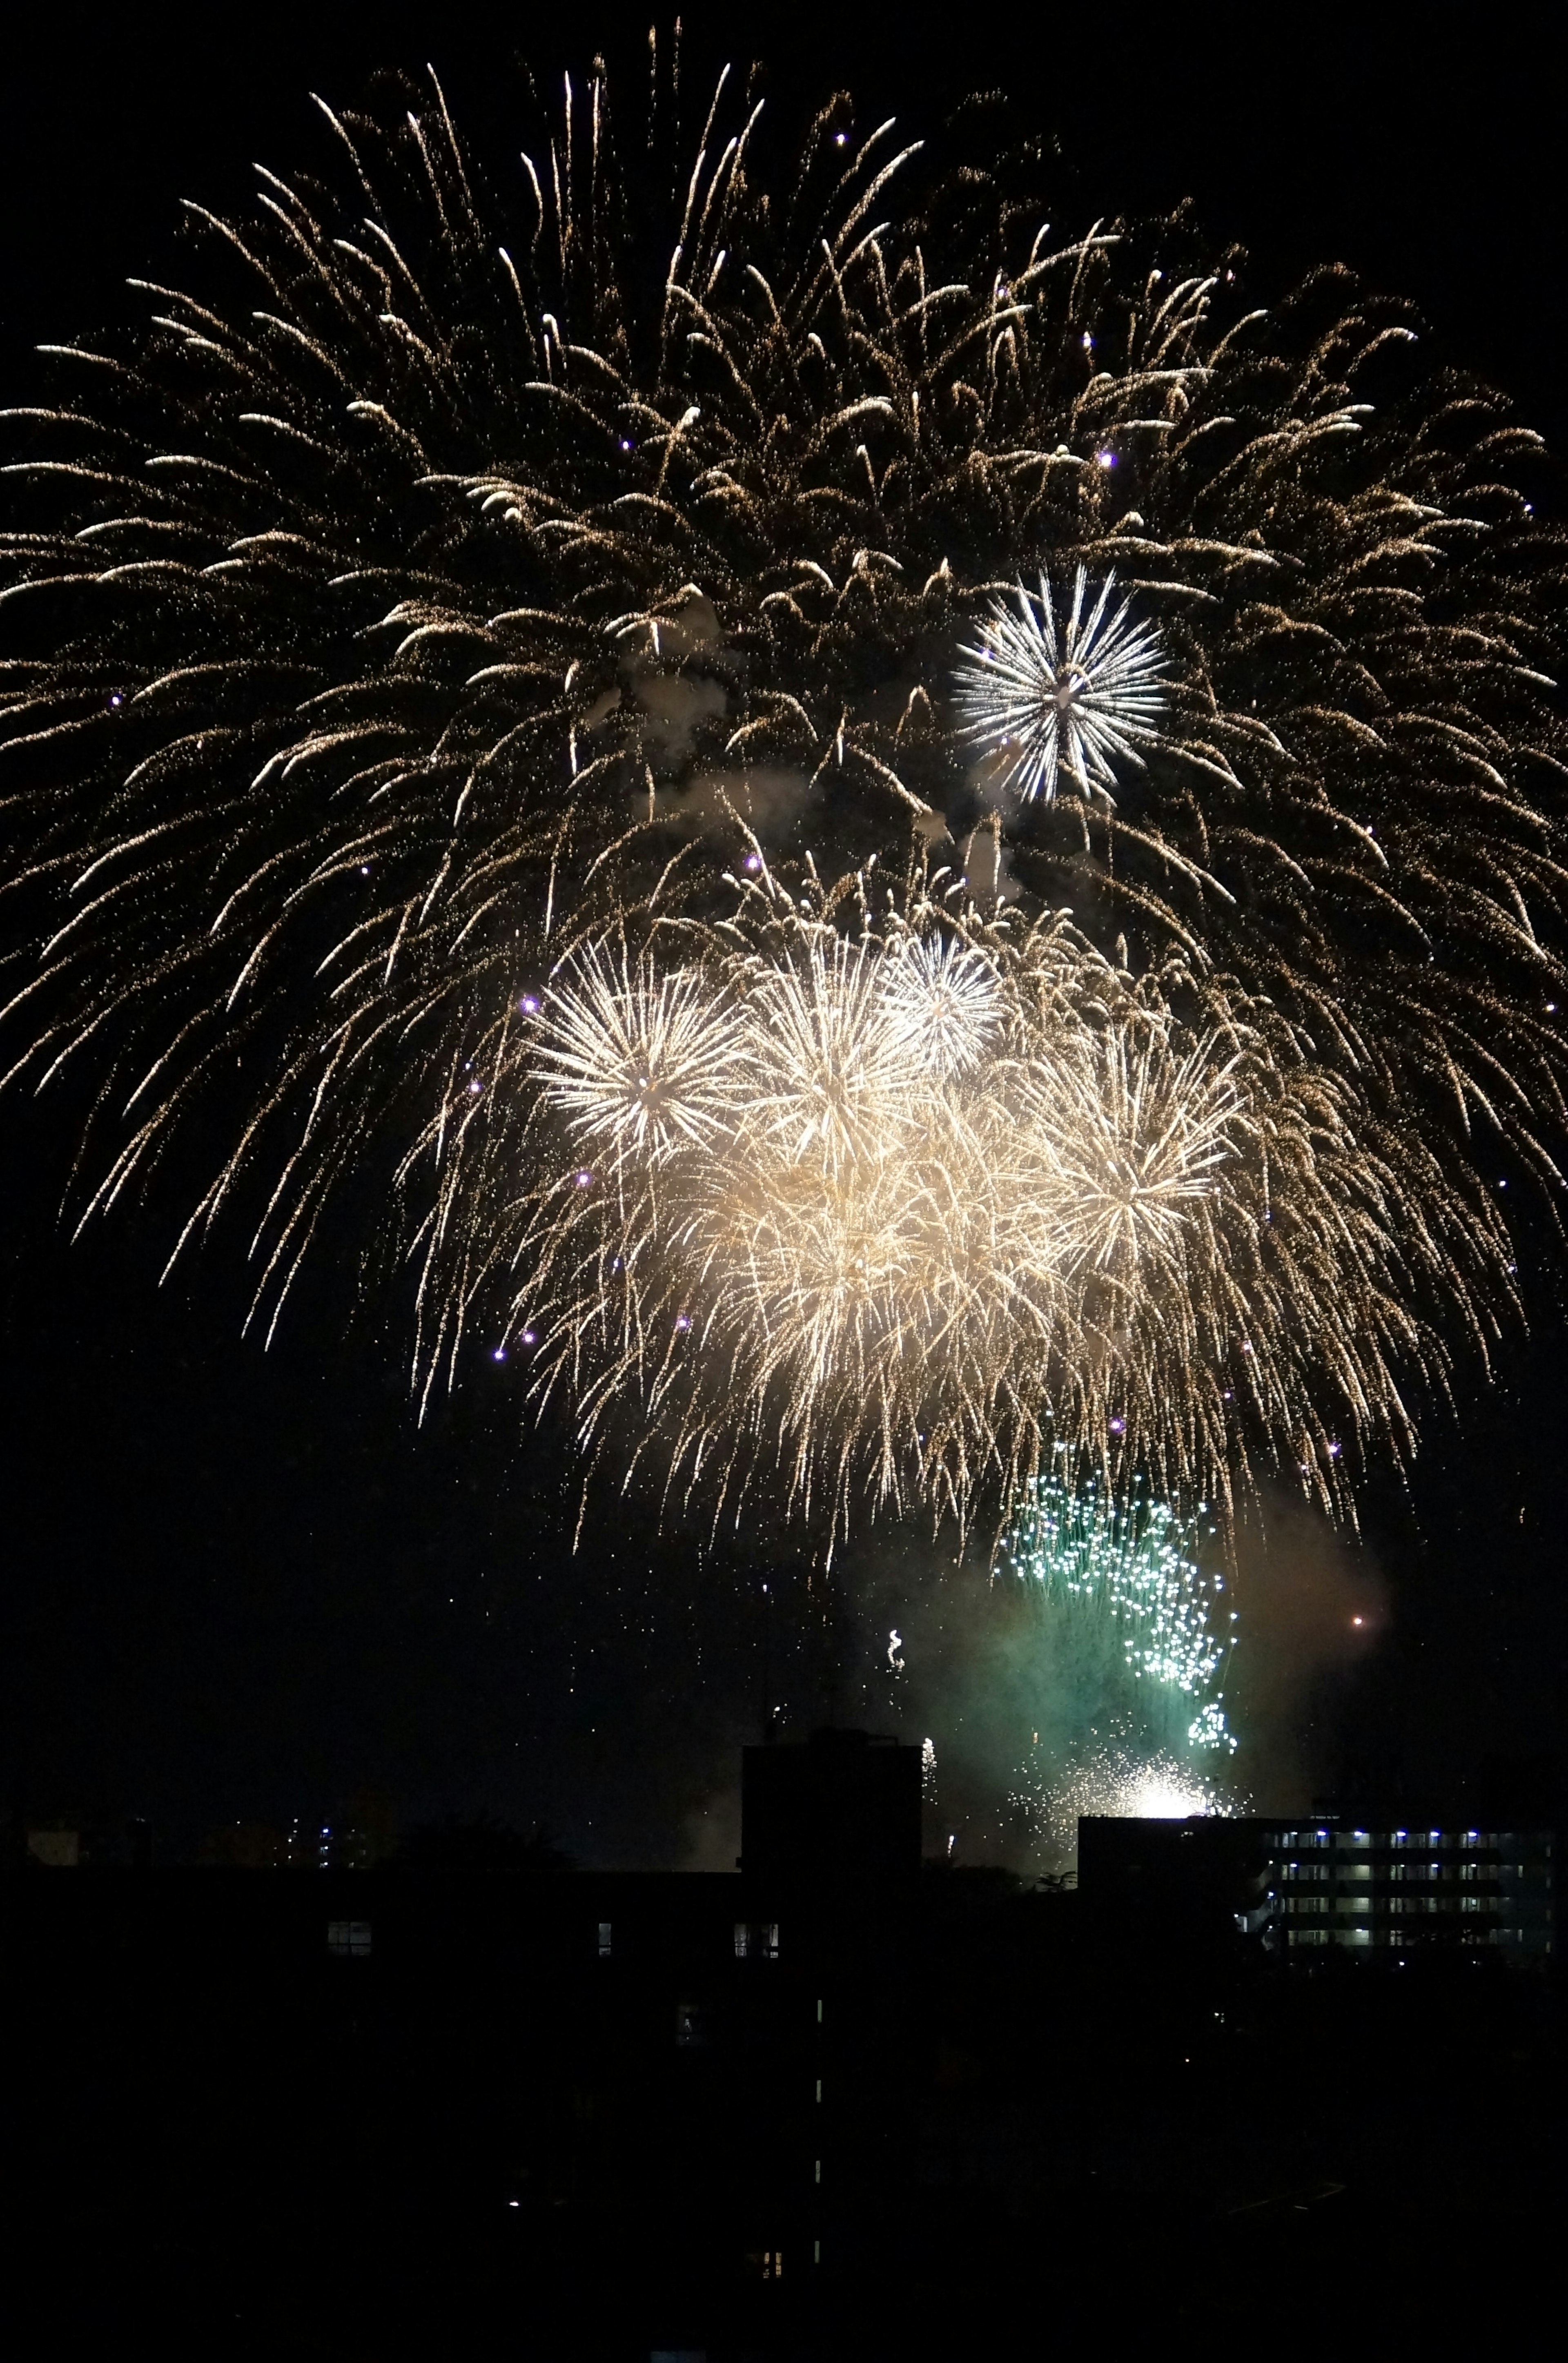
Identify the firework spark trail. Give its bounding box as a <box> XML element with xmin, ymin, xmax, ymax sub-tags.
<box><xmin>0</xmin><ymin>54</ymin><xmax>1561</xmax><ymax>1543</ymax></box>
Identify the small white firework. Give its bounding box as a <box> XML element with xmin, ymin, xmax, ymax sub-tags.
<box><xmin>531</xmin><ymin>943</ymin><xmax>745</xmax><ymax>1164</ymax></box>
<box><xmin>953</xmin><ymin>566</ymin><xmax>1166</xmax><ymax>804</ymax></box>
<box><xmin>877</xmin><ymin>934</ymin><xmax>1002</xmax><ymax>1079</ymax></box>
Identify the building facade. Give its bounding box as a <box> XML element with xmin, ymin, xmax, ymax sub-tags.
<box><xmin>1267</xmin><ymin>1818</ymin><xmax>1554</xmax><ymax>1957</ymax></box>
<box><xmin>1078</xmin><ymin>1811</ymin><xmax>1556</xmax><ymax>1960</ymax></box>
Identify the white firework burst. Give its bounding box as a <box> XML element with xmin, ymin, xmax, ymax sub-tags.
<box><xmin>1034</xmin><ymin>1022</ymin><xmax>1244</xmax><ymax>1280</ymax></box>
<box><xmin>877</xmin><ymin>934</ymin><xmax>1002</xmax><ymax>1079</ymax></box>
<box><xmin>953</xmin><ymin>566</ymin><xmax>1167</xmax><ymax>804</ymax></box>
<box><xmin>531</xmin><ymin>943</ymin><xmax>745</xmax><ymax>1165</ymax></box>
<box><xmin>740</xmin><ymin>934</ymin><xmax>907</xmax><ymax>1174</ymax></box>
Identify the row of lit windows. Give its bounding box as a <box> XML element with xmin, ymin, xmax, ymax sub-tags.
<box><xmin>1273</xmin><ymin>1829</ymin><xmax>1508</xmax><ymax>1850</ymax></box>
<box><xmin>594</xmin><ymin>1920</ymin><xmax>781</xmax><ymax>1962</ymax></box>
<box><xmin>1287</xmin><ymin>1927</ymin><xmax>1506</xmax><ymax>1948</ymax></box>
<box><xmin>1282</xmin><ymin>1862</ymin><xmax>1500</xmax><ymax>1883</ymax></box>
<box><xmin>328</xmin><ymin>1920</ymin><xmax>787</xmax><ymax>1964</ymax></box>
<box><xmin>1283</xmin><ymin>1895</ymin><xmax>1499</xmax><ymax>1917</ymax></box>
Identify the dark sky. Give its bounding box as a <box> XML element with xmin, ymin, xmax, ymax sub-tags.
<box><xmin>3</xmin><ymin>3</ymin><xmax>1566</xmax><ymax>1863</ymax></box>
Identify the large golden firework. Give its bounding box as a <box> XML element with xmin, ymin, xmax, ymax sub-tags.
<box><xmin>467</xmin><ymin>867</ymin><xmax>1479</xmax><ymax>1542</ymax></box>
<box><xmin>0</xmin><ymin>50</ymin><xmax>1558</xmax><ymax>1542</ymax></box>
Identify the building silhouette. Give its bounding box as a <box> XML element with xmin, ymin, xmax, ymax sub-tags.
<box><xmin>11</xmin><ymin>1749</ymin><xmax>1564</xmax><ymax>2350</ymax></box>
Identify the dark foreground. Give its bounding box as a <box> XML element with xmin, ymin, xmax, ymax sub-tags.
<box><xmin>9</xmin><ymin>1856</ymin><xmax>1563</xmax><ymax>2356</ymax></box>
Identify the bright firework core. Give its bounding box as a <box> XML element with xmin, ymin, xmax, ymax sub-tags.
<box><xmin>1015</xmin><ymin>1745</ymin><xmax>1235</xmax><ymax>1869</ymax></box>
<box><xmin>1124</xmin><ymin>1769</ymin><xmax>1221</xmax><ymax>1819</ymax></box>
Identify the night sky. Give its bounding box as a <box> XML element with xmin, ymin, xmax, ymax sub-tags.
<box><xmin>4</xmin><ymin>3</ymin><xmax>1566</xmax><ymax>1866</ymax></box>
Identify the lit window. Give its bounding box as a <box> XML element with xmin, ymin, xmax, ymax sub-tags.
<box><xmin>734</xmin><ymin>1922</ymin><xmax>750</xmax><ymax>1958</ymax></box>
<box><xmin>597</xmin><ymin>1921</ymin><xmax>612</xmax><ymax>1958</ymax></box>
<box><xmin>25</xmin><ymin>1830</ymin><xmax>80</xmax><ymax>1868</ymax></box>
<box><xmin>675</xmin><ymin>2002</ymin><xmax>706</xmax><ymax>2049</ymax></box>
<box><xmin>326</xmin><ymin>1920</ymin><xmax>372</xmax><ymax>1957</ymax></box>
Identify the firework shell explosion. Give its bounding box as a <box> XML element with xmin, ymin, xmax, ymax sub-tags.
<box><xmin>2</xmin><ymin>53</ymin><xmax>1564</xmax><ymax>1542</ymax></box>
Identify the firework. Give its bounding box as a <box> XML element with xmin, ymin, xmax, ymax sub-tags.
<box><xmin>997</xmin><ymin>1469</ymin><xmax>1244</xmax><ymax>1870</ymax></box>
<box><xmin>953</xmin><ymin>567</ymin><xmax>1167</xmax><ymax>805</ymax></box>
<box><xmin>531</xmin><ymin>943</ymin><xmax>746</xmax><ymax>1166</ymax></box>
<box><xmin>0</xmin><ymin>54</ymin><xmax>1560</xmax><ymax>1543</ymax></box>
<box><xmin>1011</xmin><ymin>1743</ymin><xmax>1236</xmax><ymax>1868</ymax></box>
<box><xmin>876</xmin><ymin>932</ymin><xmax>1002</xmax><ymax>1080</ymax></box>
<box><xmin>1002</xmin><ymin>1467</ymin><xmax>1237</xmax><ymax>1749</ymax></box>
<box><xmin>495</xmin><ymin>874</ymin><xmax>1462</xmax><ymax>1538</ymax></box>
